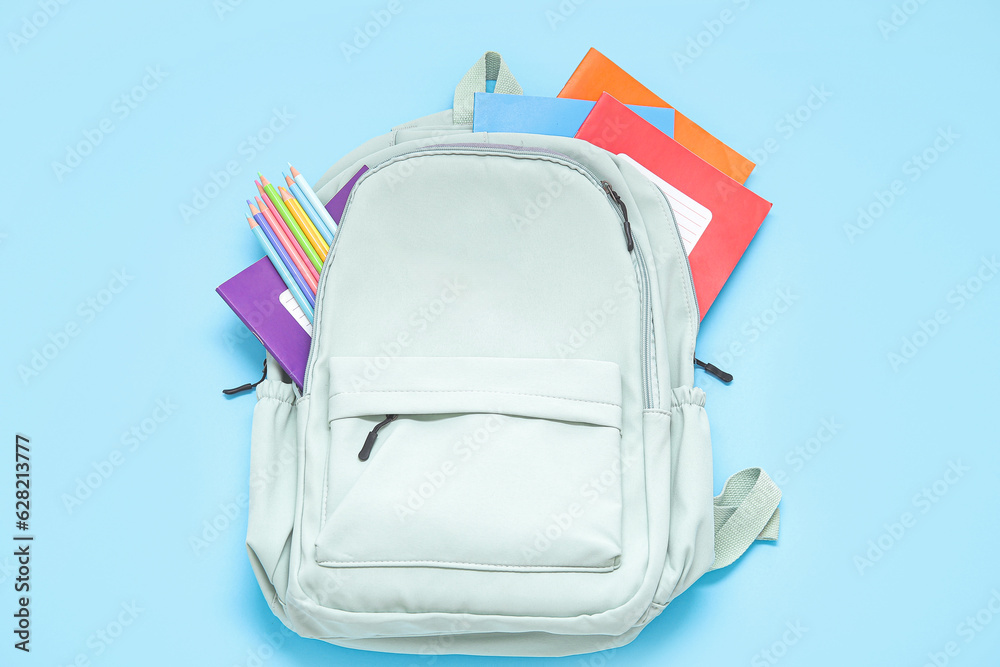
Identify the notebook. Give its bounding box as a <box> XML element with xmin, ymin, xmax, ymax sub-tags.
<box><xmin>324</xmin><ymin>165</ymin><xmax>368</xmax><ymax>223</ymax></box>
<box><xmin>217</xmin><ymin>257</ymin><xmax>312</xmax><ymax>390</ymax></box>
<box><xmin>558</xmin><ymin>47</ymin><xmax>755</xmax><ymax>185</ymax></box>
<box><xmin>576</xmin><ymin>93</ymin><xmax>772</xmax><ymax>319</ymax></box>
<box><xmin>472</xmin><ymin>92</ymin><xmax>675</xmax><ymax>138</ymax></box>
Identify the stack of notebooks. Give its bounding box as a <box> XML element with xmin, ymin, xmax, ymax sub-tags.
<box><xmin>219</xmin><ymin>48</ymin><xmax>772</xmax><ymax>390</ymax></box>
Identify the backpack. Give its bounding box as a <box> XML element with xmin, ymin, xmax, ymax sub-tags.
<box><xmin>243</xmin><ymin>51</ymin><xmax>781</xmax><ymax>658</ymax></box>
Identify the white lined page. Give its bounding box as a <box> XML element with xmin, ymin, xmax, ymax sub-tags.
<box><xmin>618</xmin><ymin>153</ymin><xmax>712</xmax><ymax>254</ymax></box>
<box><xmin>279</xmin><ymin>290</ymin><xmax>313</xmax><ymax>336</ymax></box>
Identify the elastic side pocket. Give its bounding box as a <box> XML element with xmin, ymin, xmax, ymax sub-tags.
<box><xmin>655</xmin><ymin>386</ymin><xmax>715</xmax><ymax>605</ymax></box>
<box><xmin>246</xmin><ymin>355</ymin><xmax>299</xmax><ymax>610</ymax></box>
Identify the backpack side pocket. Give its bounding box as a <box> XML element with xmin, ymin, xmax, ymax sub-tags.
<box><xmin>247</xmin><ymin>354</ymin><xmax>300</xmax><ymax>615</ymax></box>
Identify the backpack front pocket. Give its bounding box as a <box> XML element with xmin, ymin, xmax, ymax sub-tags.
<box><xmin>315</xmin><ymin>356</ymin><xmax>624</xmax><ymax>573</ymax></box>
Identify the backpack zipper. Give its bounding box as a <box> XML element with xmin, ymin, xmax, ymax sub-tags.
<box><xmin>358</xmin><ymin>414</ymin><xmax>398</xmax><ymax>461</ymax></box>
<box><xmin>304</xmin><ymin>144</ymin><xmax>660</xmax><ymax>410</ymax></box>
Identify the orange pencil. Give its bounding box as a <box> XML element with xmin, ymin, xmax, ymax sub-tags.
<box><xmin>280</xmin><ymin>186</ymin><xmax>329</xmax><ymax>260</ymax></box>
<box><xmin>249</xmin><ymin>201</ymin><xmax>319</xmax><ymax>294</ymax></box>
<box><xmin>255</xmin><ymin>195</ymin><xmax>319</xmax><ymax>286</ymax></box>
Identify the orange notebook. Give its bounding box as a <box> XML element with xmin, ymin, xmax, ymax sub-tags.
<box><xmin>558</xmin><ymin>48</ymin><xmax>755</xmax><ymax>184</ymax></box>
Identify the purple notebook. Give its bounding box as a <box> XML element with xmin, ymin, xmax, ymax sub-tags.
<box><xmin>219</xmin><ymin>170</ymin><xmax>368</xmax><ymax>388</ymax></box>
<box><xmin>217</xmin><ymin>257</ymin><xmax>312</xmax><ymax>390</ymax></box>
<box><xmin>324</xmin><ymin>166</ymin><xmax>368</xmax><ymax>223</ymax></box>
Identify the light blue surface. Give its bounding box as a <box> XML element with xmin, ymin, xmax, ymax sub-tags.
<box><xmin>472</xmin><ymin>91</ymin><xmax>676</xmax><ymax>137</ymax></box>
<box><xmin>3</xmin><ymin>0</ymin><xmax>999</xmax><ymax>664</ymax></box>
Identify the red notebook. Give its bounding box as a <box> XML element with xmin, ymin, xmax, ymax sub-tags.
<box><xmin>576</xmin><ymin>93</ymin><xmax>772</xmax><ymax>319</ymax></box>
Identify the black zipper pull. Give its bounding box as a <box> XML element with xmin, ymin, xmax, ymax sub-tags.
<box><xmin>602</xmin><ymin>180</ymin><xmax>635</xmax><ymax>252</ymax></box>
<box><xmin>358</xmin><ymin>414</ymin><xmax>399</xmax><ymax>461</ymax></box>
<box><xmin>222</xmin><ymin>359</ymin><xmax>267</xmax><ymax>395</ymax></box>
<box><xmin>695</xmin><ymin>357</ymin><xmax>733</xmax><ymax>383</ymax></box>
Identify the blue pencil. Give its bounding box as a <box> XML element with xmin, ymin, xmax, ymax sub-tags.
<box><xmin>247</xmin><ymin>216</ymin><xmax>315</xmax><ymax>323</ymax></box>
<box><xmin>288</xmin><ymin>165</ymin><xmax>338</xmax><ymax>240</ymax></box>
<box><xmin>285</xmin><ymin>175</ymin><xmax>334</xmax><ymax>245</ymax></box>
<box><xmin>248</xmin><ymin>201</ymin><xmax>315</xmax><ymax>308</ymax></box>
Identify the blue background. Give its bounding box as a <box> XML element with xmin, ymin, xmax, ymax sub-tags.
<box><xmin>3</xmin><ymin>0</ymin><xmax>999</xmax><ymax>664</ymax></box>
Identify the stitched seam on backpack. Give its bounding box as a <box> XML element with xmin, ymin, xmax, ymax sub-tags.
<box><xmin>331</xmin><ymin>389</ymin><xmax>620</xmax><ymax>408</ymax></box>
<box><xmin>315</xmin><ymin>558</ymin><xmax>616</xmax><ymax>570</ymax></box>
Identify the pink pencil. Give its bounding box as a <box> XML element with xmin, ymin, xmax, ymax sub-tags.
<box><xmin>249</xmin><ymin>200</ymin><xmax>319</xmax><ymax>294</ymax></box>
<box><xmin>255</xmin><ymin>182</ymin><xmax>320</xmax><ymax>284</ymax></box>
<box><xmin>254</xmin><ymin>193</ymin><xmax>319</xmax><ymax>288</ymax></box>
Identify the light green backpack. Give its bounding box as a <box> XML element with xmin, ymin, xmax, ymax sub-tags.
<box><xmin>245</xmin><ymin>52</ymin><xmax>781</xmax><ymax>657</ymax></box>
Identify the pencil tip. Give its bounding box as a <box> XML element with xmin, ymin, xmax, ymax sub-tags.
<box><xmin>289</xmin><ymin>164</ymin><xmax>301</xmax><ymax>178</ymax></box>
<box><xmin>284</xmin><ymin>174</ymin><xmax>295</xmax><ymax>186</ymax></box>
<box><xmin>259</xmin><ymin>173</ymin><xmax>270</xmax><ymax>186</ymax></box>
<box><xmin>247</xmin><ymin>216</ymin><xmax>258</xmax><ymax>228</ymax></box>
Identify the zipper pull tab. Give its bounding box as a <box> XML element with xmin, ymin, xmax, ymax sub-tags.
<box><xmin>222</xmin><ymin>359</ymin><xmax>267</xmax><ymax>395</ymax></box>
<box><xmin>358</xmin><ymin>414</ymin><xmax>398</xmax><ymax>461</ymax></box>
<box><xmin>601</xmin><ymin>180</ymin><xmax>635</xmax><ymax>253</ymax></box>
<box><xmin>695</xmin><ymin>357</ymin><xmax>733</xmax><ymax>384</ymax></box>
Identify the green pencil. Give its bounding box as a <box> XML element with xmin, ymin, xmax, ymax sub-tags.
<box><xmin>258</xmin><ymin>173</ymin><xmax>323</xmax><ymax>272</ymax></box>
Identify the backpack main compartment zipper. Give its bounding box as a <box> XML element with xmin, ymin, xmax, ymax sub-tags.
<box><xmin>304</xmin><ymin>145</ymin><xmax>660</xmax><ymax>410</ymax></box>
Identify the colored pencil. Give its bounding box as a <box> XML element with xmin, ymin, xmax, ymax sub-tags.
<box><xmin>253</xmin><ymin>196</ymin><xmax>318</xmax><ymax>291</ymax></box>
<box><xmin>259</xmin><ymin>173</ymin><xmax>323</xmax><ymax>273</ymax></box>
<box><xmin>289</xmin><ymin>164</ymin><xmax>338</xmax><ymax>236</ymax></box>
<box><xmin>280</xmin><ymin>185</ymin><xmax>328</xmax><ymax>259</ymax></box>
<box><xmin>285</xmin><ymin>175</ymin><xmax>333</xmax><ymax>245</ymax></box>
<box><xmin>247</xmin><ymin>216</ymin><xmax>314</xmax><ymax>322</ymax></box>
<box><xmin>248</xmin><ymin>201</ymin><xmax>316</xmax><ymax>303</ymax></box>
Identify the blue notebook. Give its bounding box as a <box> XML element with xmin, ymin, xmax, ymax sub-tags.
<box><xmin>472</xmin><ymin>92</ymin><xmax>675</xmax><ymax>138</ymax></box>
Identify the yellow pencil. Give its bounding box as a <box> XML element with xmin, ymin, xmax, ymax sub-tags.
<box><xmin>280</xmin><ymin>186</ymin><xmax>329</xmax><ymax>260</ymax></box>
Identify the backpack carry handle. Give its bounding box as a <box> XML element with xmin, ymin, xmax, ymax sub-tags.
<box><xmin>453</xmin><ymin>51</ymin><xmax>522</xmax><ymax>124</ymax></box>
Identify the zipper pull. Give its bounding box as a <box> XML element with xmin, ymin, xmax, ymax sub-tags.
<box><xmin>222</xmin><ymin>359</ymin><xmax>267</xmax><ymax>395</ymax></box>
<box><xmin>695</xmin><ymin>357</ymin><xmax>733</xmax><ymax>384</ymax></box>
<box><xmin>358</xmin><ymin>414</ymin><xmax>398</xmax><ymax>461</ymax></box>
<box><xmin>602</xmin><ymin>181</ymin><xmax>635</xmax><ymax>253</ymax></box>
